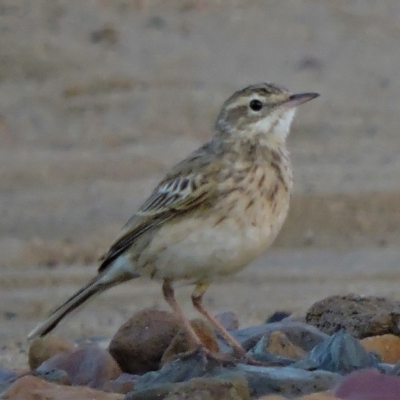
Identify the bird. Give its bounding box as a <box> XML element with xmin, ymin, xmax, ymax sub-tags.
<box><xmin>28</xmin><ymin>82</ymin><xmax>319</xmax><ymax>363</ymax></box>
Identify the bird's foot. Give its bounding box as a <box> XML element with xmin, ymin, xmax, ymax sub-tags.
<box><xmin>178</xmin><ymin>345</ymin><xmax>237</xmax><ymax>366</ymax></box>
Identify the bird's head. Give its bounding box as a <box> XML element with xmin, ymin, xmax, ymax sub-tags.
<box><xmin>215</xmin><ymin>82</ymin><xmax>319</xmax><ymax>145</ymax></box>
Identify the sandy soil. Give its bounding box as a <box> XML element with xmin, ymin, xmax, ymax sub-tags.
<box><xmin>2</xmin><ymin>0</ymin><xmax>400</xmax><ymax>368</ymax></box>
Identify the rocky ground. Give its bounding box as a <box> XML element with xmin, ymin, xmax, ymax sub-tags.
<box><xmin>2</xmin><ymin>0</ymin><xmax>400</xmax><ymax>398</ymax></box>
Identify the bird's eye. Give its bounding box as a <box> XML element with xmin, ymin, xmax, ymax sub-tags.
<box><xmin>249</xmin><ymin>99</ymin><xmax>263</xmax><ymax>111</ymax></box>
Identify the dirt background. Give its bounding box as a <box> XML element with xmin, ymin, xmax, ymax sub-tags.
<box><xmin>2</xmin><ymin>0</ymin><xmax>400</xmax><ymax>367</ymax></box>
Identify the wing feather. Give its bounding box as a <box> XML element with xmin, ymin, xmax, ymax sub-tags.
<box><xmin>98</xmin><ymin>141</ymin><xmax>225</xmax><ymax>272</ymax></box>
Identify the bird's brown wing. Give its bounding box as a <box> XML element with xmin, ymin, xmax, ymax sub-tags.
<box><xmin>98</xmin><ymin>144</ymin><xmax>222</xmax><ymax>272</ymax></box>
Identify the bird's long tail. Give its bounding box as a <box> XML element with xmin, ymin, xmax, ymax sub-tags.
<box><xmin>27</xmin><ymin>269</ymin><xmax>134</xmax><ymax>341</ymax></box>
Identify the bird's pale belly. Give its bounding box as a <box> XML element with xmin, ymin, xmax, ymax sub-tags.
<box><xmin>139</xmin><ymin>194</ymin><xmax>290</xmax><ymax>282</ymax></box>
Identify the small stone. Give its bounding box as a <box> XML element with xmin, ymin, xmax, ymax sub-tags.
<box><xmin>36</xmin><ymin>343</ymin><xmax>121</xmax><ymax>389</ymax></box>
<box><xmin>128</xmin><ymin>374</ymin><xmax>249</xmax><ymax>400</ymax></box>
<box><xmin>215</xmin><ymin>311</ymin><xmax>239</xmax><ymax>330</ymax></box>
<box><xmin>298</xmin><ymin>332</ymin><xmax>378</xmax><ymax>374</ymax></box>
<box><xmin>109</xmin><ymin>309</ymin><xmax>182</xmax><ymax>374</ymax></box>
<box><xmin>266</xmin><ymin>311</ymin><xmax>291</xmax><ymax>323</ymax></box>
<box><xmin>334</xmin><ymin>368</ymin><xmax>400</xmax><ymax>399</ymax></box>
<box><xmin>0</xmin><ymin>367</ymin><xmax>19</xmax><ymax>393</ymax></box>
<box><xmin>361</xmin><ymin>334</ymin><xmax>400</xmax><ymax>364</ymax></box>
<box><xmin>134</xmin><ymin>350</ymin><xmax>222</xmax><ymax>392</ymax></box>
<box><xmin>223</xmin><ymin>321</ymin><xmax>328</xmax><ymax>354</ymax></box>
<box><xmin>28</xmin><ymin>335</ymin><xmax>76</xmax><ymax>370</ymax></box>
<box><xmin>1</xmin><ymin>375</ymin><xmax>124</xmax><ymax>400</ymax></box>
<box><xmin>235</xmin><ymin>364</ymin><xmax>340</xmax><ymax>398</ymax></box>
<box><xmin>161</xmin><ymin>319</ymin><xmax>219</xmax><ymax>365</ymax></box>
<box><xmin>33</xmin><ymin>368</ymin><xmax>71</xmax><ymax>385</ymax></box>
<box><xmin>305</xmin><ymin>294</ymin><xmax>400</xmax><ymax>338</ymax></box>
<box><xmin>266</xmin><ymin>331</ymin><xmax>307</xmax><ymax>360</ymax></box>
<box><xmin>299</xmin><ymin>393</ymin><xmax>340</xmax><ymax>399</ymax></box>
<box><xmin>103</xmin><ymin>373</ymin><xmax>138</xmax><ymax>394</ymax></box>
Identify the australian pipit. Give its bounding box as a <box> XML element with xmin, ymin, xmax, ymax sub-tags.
<box><xmin>28</xmin><ymin>83</ymin><xmax>319</xmax><ymax>363</ymax></box>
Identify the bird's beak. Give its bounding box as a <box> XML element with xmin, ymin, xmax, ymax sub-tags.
<box><xmin>281</xmin><ymin>92</ymin><xmax>320</xmax><ymax>108</ymax></box>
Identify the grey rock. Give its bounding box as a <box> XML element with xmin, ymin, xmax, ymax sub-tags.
<box><xmin>295</xmin><ymin>331</ymin><xmax>379</xmax><ymax>374</ymax></box>
<box><xmin>0</xmin><ymin>367</ymin><xmax>19</xmax><ymax>393</ymax></box>
<box><xmin>247</xmin><ymin>336</ymin><xmax>296</xmax><ymax>366</ymax></box>
<box><xmin>127</xmin><ymin>374</ymin><xmax>249</xmax><ymax>400</ymax></box>
<box><xmin>235</xmin><ymin>364</ymin><xmax>340</xmax><ymax>398</ymax></box>
<box><xmin>36</xmin><ymin>343</ymin><xmax>121</xmax><ymax>389</ymax></box>
<box><xmin>219</xmin><ymin>321</ymin><xmax>328</xmax><ymax>353</ymax></box>
<box><xmin>134</xmin><ymin>350</ymin><xmax>225</xmax><ymax>392</ymax></box>
<box><xmin>306</xmin><ymin>294</ymin><xmax>400</xmax><ymax>338</ymax></box>
<box><xmin>33</xmin><ymin>368</ymin><xmax>71</xmax><ymax>385</ymax></box>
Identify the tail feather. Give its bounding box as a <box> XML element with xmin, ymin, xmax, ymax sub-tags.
<box><xmin>28</xmin><ymin>272</ymin><xmax>125</xmax><ymax>341</ymax></box>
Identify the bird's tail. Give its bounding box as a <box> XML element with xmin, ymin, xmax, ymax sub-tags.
<box><xmin>27</xmin><ymin>268</ymin><xmax>134</xmax><ymax>341</ymax></box>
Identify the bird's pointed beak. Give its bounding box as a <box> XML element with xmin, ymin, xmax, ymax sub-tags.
<box><xmin>281</xmin><ymin>92</ymin><xmax>320</xmax><ymax>108</ymax></box>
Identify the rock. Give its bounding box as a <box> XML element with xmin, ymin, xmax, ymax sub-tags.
<box><xmin>248</xmin><ymin>335</ymin><xmax>296</xmax><ymax>366</ymax></box>
<box><xmin>128</xmin><ymin>375</ymin><xmax>250</xmax><ymax>400</ymax></box>
<box><xmin>103</xmin><ymin>373</ymin><xmax>138</xmax><ymax>394</ymax></box>
<box><xmin>361</xmin><ymin>334</ymin><xmax>400</xmax><ymax>364</ymax></box>
<box><xmin>215</xmin><ymin>311</ymin><xmax>239</xmax><ymax>331</ymax></box>
<box><xmin>36</xmin><ymin>343</ymin><xmax>121</xmax><ymax>389</ymax></box>
<box><xmin>256</xmin><ymin>396</ymin><xmax>288</xmax><ymax>400</ymax></box>
<box><xmin>33</xmin><ymin>368</ymin><xmax>71</xmax><ymax>385</ymax></box>
<box><xmin>221</xmin><ymin>321</ymin><xmax>328</xmax><ymax>354</ymax></box>
<box><xmin>28</xmin><ymin>335</ymin><xmax>76</xmax><ymax>370</ymax></box>
<box><xmin>1</xmin><ymin>375</ymin><xmax>124</xmax><ymax>400</ymax></box>
<box><xmin>299</xmin><ymin>393</ymin><xmax>340</xmax><ymax>399</ymax></box>
<box><xmin>109</xmin><ymin>309</ymin><xmax>182</xmax><ymax>374</ymax></box>
<box><xmin>134</xmin><ymin>349</ymin><xmax>224</xmax><ymax>392</ymax></box>
<box><xmin>265</xmin><ymin>331</ymin><xmax>307</xmax><ymax>360</ymax></box>
<box><xmin>296</xmin><ymin>332</ymin><xmax>379</xmax><ymax>374</ymax></box>
<box><xmin>161</xmin><ymin>319</ymin><xmax>219</xmax><ymax>365</ymax></box>
<box><xmin>0</xmin><ymin>367</ymin><xmax>19</xmax><ymax>393</ymax></box>
<box><xmin>305</xmin><ymin>294</ymin><xmax>400</xmax><ymax>338</ymax></box>
<box><xmin>266</xmin><ymin>311</ymin><xmax>291</xmax><ymax>323</ymax></box>
<box><xmin>334</xmin><ymin>368</ymin><xmax>400</xmax><ymax>400</ymax></box>
<box><xmin>236</xmin><ymin>364</ymin><xmax>340</xmax><ymax>398</ymax></box>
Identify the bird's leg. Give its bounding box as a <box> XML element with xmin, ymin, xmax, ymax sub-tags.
<box><xmin>192</xmin><ymin>283</ymin><xmax>269</xmax><ymax>366</ymax></box>
<box><xmin>191</xmin><ymin>283</ymin><xmax>247</xmax><ymax>359</ymax></box>
<box><xmin>162</xmin><ymin>279</ymin><xmax>235</xmax><ymax>365</ymax></box>
<box><xmin>162</xmin><ymin>279</ymin><xmax>204</xmax><ymax>348</ymax></box>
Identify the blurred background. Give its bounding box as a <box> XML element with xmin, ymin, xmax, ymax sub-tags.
<box><xmin>2</xmin><ymin>0</ymin><xmax>400</xmax><ymax>351</ymax></box>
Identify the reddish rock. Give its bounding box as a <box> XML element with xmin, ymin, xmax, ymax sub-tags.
<box><xmin>215</xmin><ymin>311</ymin><xmax>239</xmax><ymax>331</ymax></box>
<box><xmin>1</xmin><ymin>375</ymin><xmax>124</xmax><ymax>400</ymax></box>
<box><xmin>109</xmin><ymin>309</ymin><xmax>182</xmax><ymax>374</ymax></box>
<box><xmin>360</xmin><ymin>334</ymin><xmax>400</xmax><ymax>363</ymax></box>
<box><xmin>161</xmin><ymin>318</ymin><xmax>220</xmax><ymax>365</ymax></box>
<box><xmin>266</xmin><ymin>331</ymin><xmax>306</xmax><ymax>360</ymax></box>
<box><xmin>28</xmin><ymin>335</ymin><xmax>76</xmax><ymax>370</ymax></box>
<box><xmin>36</xmin><ymin>343</ymin><xmax>121</xmax><ymax>389</ymax></box>
<box><xmin>334</xmin><ymin>368</ymin><xmax>400</xmax><ymax>400</ymax></box>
